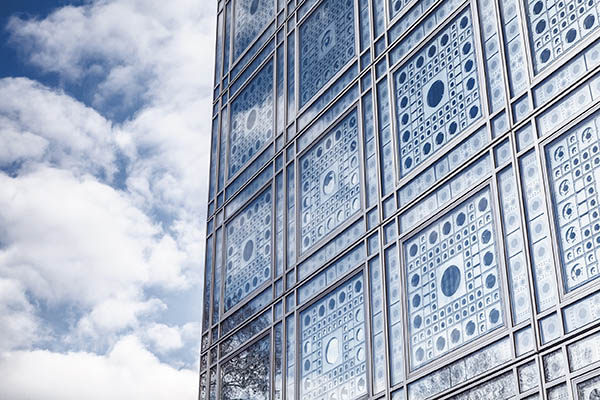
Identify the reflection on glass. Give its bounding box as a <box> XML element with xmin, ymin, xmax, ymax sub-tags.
<box><xmin>300</xmin><ymin>273</ymin><xmax>367</xmax><ymax>400</ymax></box>
<box><xmin>221</xmin><ymin>335</ymin><xmax>271</xmax><ymax>400</ymax></box>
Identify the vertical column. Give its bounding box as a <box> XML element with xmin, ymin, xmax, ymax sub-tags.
<box><xmin>369</xmin><ymin>254</ymin><xmax>387</xmax><ymax>393</ymax></box>
<box><xmin>384</xmin><ymin>243</ymin><xmax>404</xmax><ymax>385</ymax></box>
<box><xmin>212</xmin><ymin>228</ymin><xmax>222</xmax><ymax>326</ymax></box>
<box><xmin>498</xmin><ymin>165</ymin><xmax>532</xmax><ymax>325</ymax></box>
<box><xmin>376</xmin><ymin>77</ymin><xmax>395</xmax><ymax>196</ymax></box>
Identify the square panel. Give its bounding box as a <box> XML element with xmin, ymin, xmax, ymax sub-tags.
<box><xmin>394</xmin><ymin>7</ymin><xmax>483</xmax><ymax>178</ymax></box>
<box><xmin>299</xmin><ymin>273</ymin><xmax>367</xmax><ymax>400</ymax></box>
<box><xmin>221</xmin><ymin>335</ymin><xmax>271</xmax><ymax>400</ymax></box>
<box><xmin>224</xmin><ymin>188</ymin><xmax>273</xmax><ymax>311</ymax></box>
<box><xmin>229</xmin><ymin>60</ymin><xmax>274</xmax><ymax>178</ymax></box>
<box><xmin>299</xmin><ymin>0</ymin><xmax>356</xmax><ymax>107</ymax></box>
<box><xmin>524</xmin><ymin>0</ymin><xmax>600</xmax><ymax>73</ymax></box>
<box><xmin>233</xmin><ymin>0</ymin><xmax>275</xmax><ymax>61</ymax></box>
<box><xmin>404</xmin><ymin>187</ymin><xmax>504</xmax><ymax>370</ymax></box>
<box><xmin>299</xmin><ymin>110</ymin><xmax>362</xmax><ymax>254</ymax></box>
<box><xmin>545</xmin><ymin>111</ymin><xmax>600</xmax><ymax>292</ymax></box>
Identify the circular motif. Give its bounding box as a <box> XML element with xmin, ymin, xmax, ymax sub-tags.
<box><xmin>566</xmin><ymin>28</ymin><xmax>577</xmax><ymax>43</ymax></box>
<box><xmin>489</xmin><ymin>308</ymin><xmax>500</xmax><ymax>324</ymax></box>
<box><xmin>441</xmin><ymin>265</ymin><xmax>461</xmax><ymax>297</ymax></box>
<box><xmin>584</xmin><ymin>14</ymin><xmax>595</xmax><ymax>29</ymax></box>
<box><xmin>436</xmin><ymin>336</ymin><xmax>446</xmax><ymax>351</ymax></box>
<box><xmin>243</xmin><ymin>240</ymin><xmax>254</xmax><ymax>262</ymax></box>
<box><xmin>483</xmin><ymin>251</ymin><xmax>494</xmax><ymax>266</ymax></box>
<box><xmin>466</xmin><ymin>321</ymin><xmax>476</xmax><ymax>335</ymax></box>
<box><xmin>427</xmin><ymin>80</ymin><xmax>445</xmax><ymax>108</ymax></box>
<box><xmin>246</xmin><ymin>109</ymin><xmax>257</xmax><ymax>129</ymax></box>
<box><xmin>249</xmin><ymin>0</ymin><xmax>259</xmax><ymax>14</ymax></box>
<box><xmin>485</xmin><ymin>273</ymin><xmax>496</xmax><ymax>289</ymax></box>
<box><xmin>322</xmin><ymin>171</ymin><xmax>336</xmax><ymax>195</ymax></box>
<box><xmin>325</xmin><ymin>337</ymin><xmax>340</xmax><ymax>364</ymax></box>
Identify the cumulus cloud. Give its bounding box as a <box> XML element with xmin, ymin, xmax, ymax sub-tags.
<box><xmin>0</xmin><ymin>78</ymin><xmax>117</xmax><ymax>179</ymax></box>
<box><xmin>0</xmin><ymin>0</ymin><xmax>216</xmax><ymax>397</ymax></box>
<box><xmin>0</xmin><ymin>336</ymin><xmax>198</xmax><ymax>400</ymax></box>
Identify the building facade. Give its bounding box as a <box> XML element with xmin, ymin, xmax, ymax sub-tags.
<box><xmin>200</xmin><ymin>0</ymin><xmax>600</xmax><ymax>398</ymax></box>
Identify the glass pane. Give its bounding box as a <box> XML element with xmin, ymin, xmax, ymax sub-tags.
<box><xmin>299</xmin><ymin>110</ymin><xmax>361</xmax><ymax>253</ymax></box>
<box><xmin>299</xmin><ymin>273</ymin><xmax>367</xmax><ymax>400</ymax></box>
<box><xmin>394</xmin><ymin>7</ymin><xmax>482</xmax><ymax>178</ymax></box>
<box><xmin>233</xmin><ymin>0</ymin><xmax>275</xmax><ymax>61</ymax></box>
<box><xmin>404</xmin><ymin>187</ymin><xmax>504</xmax><ymax>370</ymax></box>
<box><xmin>221</xmin><ymin>335</ymin><xmax>271</xmax><ymax>400</ymax></box>
<box><xmin>298</xmin><ymin>0</ymin><xmax>356</xmax><ymax>107</ymax></box>
<box><xmin>229</xmin><ymin>60</ymin><xmax>274</xmax><ymax>178</ymax></box>
<box><xmin>224</xmin><ymin>188</ymin><xmax>273</xmax><ymax>311</ymax></box>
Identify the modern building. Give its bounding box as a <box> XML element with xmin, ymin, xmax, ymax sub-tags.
<box><xmin>199</xmin><ymin>0</ymin><xmax>600</xmax><ymax>398</ymax></box>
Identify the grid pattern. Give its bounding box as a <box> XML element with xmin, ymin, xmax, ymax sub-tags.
<box><xmin>299</xmin><ymin>110</ymin><xmax>362</xmax><ymax>253</ymax></box>
<box><xmin>299</xmin><ymin>0</ymin><xmax>356</xmax><ymax>107</ymax></box>
<box><xmin>233</xmin><ymin>0</ymin><xmax>275</xmax><ymax>61</ymax></box>
<box><xmin>299</xmin><ymin>273</ymin><xmax>367</xmax><ymax>400</ymax></box>
<box><xmin>524</xmin><ymin>0</ymin><xmax>600</xmax><ymax>73</ymax></box>
<box><xmin>404</xmin><ymin>187</ymin><xmax>503</xmax><ymax>369</ymax></box>
<box><xmin>393</xmin><ymin>8</ymin><xmax>482</xmax><ymax>178</ymax></box>
<box><xmin>202</xmin><ymin>0</ymin><xmax>600</xmax><ymax>398</ymax></box>
<box><xmin>545</xmin><ymin>111</ymin><xmax>600</xmax><ymax>292</ymax></box>
<box><xmin>224</xmin><ymin>188</ymin><xmax>272</xmax><ymax>311</ymax></box>
<box><xmin>229</xmin><ymin>60</ymin><xmax>274</xmax><ymax>178</ymax></box>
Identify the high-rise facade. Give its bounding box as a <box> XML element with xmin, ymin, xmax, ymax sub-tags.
<box><xmin>200</xmin><ymin>0</ymin><xmax>600</xmax><ymax>398</ymax></box>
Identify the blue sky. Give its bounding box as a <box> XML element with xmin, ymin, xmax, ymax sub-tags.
<box><xmin>0</xmin><ymin>1</ymin><xmax>216</xmax><ymax>398</ymax></box>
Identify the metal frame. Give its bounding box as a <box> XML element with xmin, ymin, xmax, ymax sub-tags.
<box><xmin>200</xmin><ymin>0</ymin><xmax>600</xmax><ymax>399</ymax></box>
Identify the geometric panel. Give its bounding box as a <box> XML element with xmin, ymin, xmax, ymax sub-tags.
<box><xmin>524</xmin><ymin>0</ymin><xmax>600</xmax><ymax>74</ymax></box>
<box><xmin>221</xmin><ymin>335</ymin><xmax>271</xmax><ymax>400</ymax></box>
<box><xmin>299</xmin><ymin>273</ymin><xmax>367</xmax><ymax>400</ymax></box>
<box><xmin>545</xmin><ymin>111</ymin><xmax>600</xmax><ymax>292</ymax></box>
<box><xmin>576</xmin><ymin>374</ymin><xmax>600</xmax><ymax>400</ymax></box>
<box><xmin>299</xmin><ymin>0</ymin><xmax>356</xmax><ymax>107</ymax></box>
<box><xmin>233</xmin><ymin>0</ymin><xmax>275</xmax><ymax>61</ymax></box>
<box><xmin>404</xmin><ymin>187</ymin><xmax>504</xmax><ymax>370</ymax></box>
<box><xmin>224</xmin><ymin>188</ymin><xmax>272</xmax><ymax>311</ymax></box>
<box><xmin>229</xmin><ymin>60</ymin><xmax>274</xmax><ymax>178</ymax></box>
<box><xmin>299</xmin><ymin>110</ymin><xmax>361</xmax><ymax>254</ymax></box>
<box><xmin>394</xmin><ymin>7</ymin><xmax>483</xmax><ymax>178</ymax></box>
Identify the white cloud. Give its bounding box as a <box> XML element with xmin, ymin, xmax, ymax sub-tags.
<box><xmin>0</xmin><ymin>336</ymin><xmax>198</xmax><ymax>400</ymax></box>
<box><xmin>0</xmin><ymin>167</ymin><xmax>188</xmax><ymax>307</ymax></box>
<box><xmin>0</xmin><ymin>278</ymin><xmax>40</xmax><ymax>352</ymax></box>
<box><xmin>0</xmin><ymin>78</ymin><xmax>117</xmax><ymax>179</ymax></box>
<box><xmin>0</xmin><ymin>0</ymin><xmax>217</xmax><ymax>397</ymax></box>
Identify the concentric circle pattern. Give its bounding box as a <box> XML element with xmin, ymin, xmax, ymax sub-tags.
<box><xmin>404</xmin><ymin>188</ymin><xmax>504</xmax><ymax>369</ymax></box>
<box><xmin>546</xmin><ymin>113</ymin><xmax>600</xmax><ymax>292</ymax></box>
<box><xmin>300</xmin><ymin>274</ymin><xmax>367</xmax><ymax>400</ymax></box>
<box><xmin>224</xmin><ymin>188</ymin><xmax>273</xmax><ymax>311</ymax></box>
<box><xmin>525</xmin><ymin>0</ymin><xmax>600</xmax><ymax>73</ymax></box>
<box><xmin>299</xmin><ymin>0</ymin><xmax>356</xmax><ymax>107</ymax></box>
<box><xmin>299</xmin><ymin>110</ymin><xmax>362</xmax><ymax>253</ymax></box>
<box><xmin>229</xmin><ymin>60</ymin><xmax>274</xmax><ymax>178</ymax></box>
<box><xmin>394</xmin><ymin>8</ymin><xmax>482</xmax><ymax>178</ymax></box>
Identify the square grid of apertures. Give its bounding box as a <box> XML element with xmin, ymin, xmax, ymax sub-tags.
<box><xmin>545</xmin><ymin>111</ymin><xmax>600</xmax><ymax>292</ymax></box>
<box><xmin>233</xmin><ymin>0</ymin><xmax>275</xmax><ymax>61</ymax></box>
<box><xmin>300</xmin><ymin>273</ymin><xmax>368</xmax><ymax>400</ymax></box>
<box><xmin>298</xmin><ymin>0</ymin><xmax>356</xmax><ymax>108</ymax></box>
<box><xmin>299</xmin><ymin>110</ymin><xmax>362</xmax><ymax>254</ymax></box>
<box><xmin>404</xmin><ymin>187</ymin><xmax>504</xmax><ymax>370</ymax></box>
<box><xmin>524</xmin><ymin>0</ymin><xmax>600</xmax><ymax>73</ymax></box>
<box><xmin>394</xmin><ymin>7</ymin><xmax>482</xmax><ymax>178</ymax></box>
<box><xmin>224</xmin><ymin>188</ymin><xmax>273</xmax><ymax>312</ymax></box>
<box><xmin>229</xmin><ymin>60</ymin><xmax>274</xmax><ymax>178</ymax></box>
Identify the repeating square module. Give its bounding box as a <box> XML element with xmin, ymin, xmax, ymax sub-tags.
<box><xmin>394</xmin><ymin>8</ymin><xmax>482</xmax><ymax>178</ymax></box>
<box><xmin>404</xmin><ymin>187</ymin><xmax>504</xmax><ymax>370</ymax></box>
<box><xmin>299</xmin><ymin>0</ymin><xmax>356</xmax><ymax>108</ymax></box>
<box><xmin>545</xmin><ymin>110</ymin><xmax>600</xmax><ymax>292</ymax></box>
<box><xmin>300</xmin><ymin>273</ymin><xmax>367</xmax><ymax>400</ymax></box>
<box><xmin>233</xmin><ymin>0</ymin><xmax>275</xmax><ymax>61</ymax></box>
<box><xmin>224</xmin><ymin>188</ymin><xmax>272</xmax><ymax>312</ymax></box>
<box><xmin>525</xmin><ymin>0</ymin><xmax>600</xmax><ymax>73</ymax></box>
<box><xmin>299</xmin><ymin>110</ymin><xmax>361</xmax><ymax>254</ymax></box>
<box><xmin>229</xmin><ymin>60</ymin><xmax>274</xmax><ymax>178</ymax></box>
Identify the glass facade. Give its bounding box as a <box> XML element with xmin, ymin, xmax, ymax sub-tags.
<box><xmin>201</xmin><ymin>0</ymin><xmax>600</xmax><ymax>398</ymax></box>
